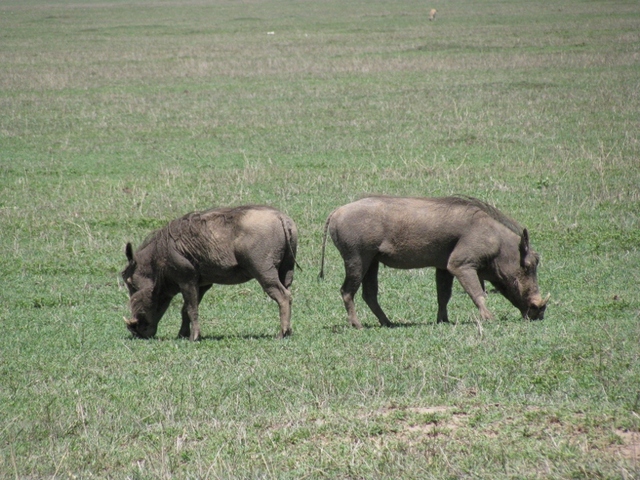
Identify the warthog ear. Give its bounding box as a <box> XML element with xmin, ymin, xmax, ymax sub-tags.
<box><xmin>125</xmin><ymin>242</ymin><xmax>134</xmax><ymax>262</ymax></box>
<box><xmin>519</xmin><ymin>229</ymin><xmax>530</xmax><ymax>266</ymax></box>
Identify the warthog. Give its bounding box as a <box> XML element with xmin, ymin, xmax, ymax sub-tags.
<box><xmin>320</xmin><ymin>196</ymin><xmax>548</xmax><ymax>328</ymax></box>
<box><xmin>122</xmin><ymin>205</ymin><xmax>298</xmax><ymax>341</ymax></box>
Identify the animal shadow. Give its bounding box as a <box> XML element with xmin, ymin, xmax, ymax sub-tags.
<box><xmin>325</xmin><ymin>321</ymin><xmax>424</xmax><ymax>334</ymax></box>
<box><xmin>124</xmin><ymin>332</ymin><xmax>276</xmax><ymax>342</ymax></box>
<box><xmin>200</xmin><ymin>332</ymin><xmax>275</xmax><ymax>342</ymax></box>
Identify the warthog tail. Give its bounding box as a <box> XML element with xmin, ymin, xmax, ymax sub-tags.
<box><xmin>318</xmin><ymin>211</ymin><xmax>333</xmax><ymax>280</ymax></box>
<box><xmin>279</xmin><ymin>214</ymin><xmax>302</xmax><ymax>271</ymax></box>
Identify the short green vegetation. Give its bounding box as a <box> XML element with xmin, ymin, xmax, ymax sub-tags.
<box><xmin>1</xmin><ymin>0</ymin><xmax>639</xmax><ymax>477</ymax></box>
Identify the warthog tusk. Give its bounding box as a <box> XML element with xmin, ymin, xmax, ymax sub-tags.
<box><xmin>543</xmin><ymin>293</ymin><xmax>551</xmax><ymax>305</ymax></box>
<box><xmin>123</xmin><ymin>316</ymin><xmax>134</xmax><ymax>326</ymax></box>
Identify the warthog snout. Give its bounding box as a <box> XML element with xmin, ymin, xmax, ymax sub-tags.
<box><xmin>524</xmin><ymin>293</ymin><xmax>550</xmax><ymax>320</ymax></box>
<box><xmin>123</xmin><ymin>316</ymin><xmax>156</xmax><ymax>339</ymax></box>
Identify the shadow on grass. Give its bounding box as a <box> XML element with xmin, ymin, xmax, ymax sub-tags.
<box><xmin>124</xmin><ymin>315</ymin><xmax>528</xmax><ymax>342</ymax></box>
<box><xmin>123</xmin><ymin>333</ymin><xmax>276</xmax><ymax>342</ymax></box>
<box><xmin>323</xmin><ymin>321</ymin><xmax>427</xmax><ymax>333</ymax></box>
<box><xmin>200</xmin><ymin>333</ymin><xmax>275</xmax><ymax>342</ymax></box>
<box><xmin>321</xmin><ymin>315</ymin><xmax>527</xmax><ymax>333</ymax></box>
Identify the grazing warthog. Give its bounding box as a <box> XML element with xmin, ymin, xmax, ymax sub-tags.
<box><xmin>122</xmin><ymin>205</ymin><xmax>298</xmax><ymax>341</ymax></box>
<box><xmin>319</xmin><ymin>196</ymin><xmax>548</xmax><ymax>328</ymax></box>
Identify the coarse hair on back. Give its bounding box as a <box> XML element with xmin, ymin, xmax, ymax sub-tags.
<box><xmin>441</xmin><ymin>195</ymin><xmax>524</xmax><ymax>236</ymax></box>
<box><xmin>133</xmin><ymin>204</ymin><xmax>275</xmax><ymax>253</ymax></box>
<box><xmin>361</xmin><ymin>195</ymin><xmax>524</xmax><ymax>237</ymax></box>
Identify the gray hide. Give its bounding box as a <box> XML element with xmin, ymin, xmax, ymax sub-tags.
<box><xmin>123</xmin><ymin>205</ymin><xmax>298</xmax><ymax>340</ymax></box>
<box><xmin>320</xmin><ymin>196</ymin><xmax>548</xmax><ymax>328</ymax></box>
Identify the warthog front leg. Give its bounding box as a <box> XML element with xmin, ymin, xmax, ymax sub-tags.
<box><xmin>179</xmin><ymin>285</ymin><xmax>212</xmax><ymax>340</ymax></box>
<box><xmin>448</xmin><ymin>266</ymin><xmax>494</xmax><ymax>321</ymax></box>
<box><xmin>180</xmin><ymin>283</ymin><xmax>202</xmax><ymax>341</ymax></box>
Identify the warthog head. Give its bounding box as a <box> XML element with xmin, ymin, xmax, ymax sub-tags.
<box><xmin>122</xmin><ymin>292</ymin><xmax>160</xmax><ymax>339</ymax></box>
<box><xmin>492</xmin><ymin>229</ymin><xmax>549</xmax><ymax>320</ymax></box>
<box><xmin>524</xmin><ymin>293</ymin><xmax>550</xmax><ymax>321</ymax></box>
<box><xmin>121</xmin><ymin>242</ymin><xmax>164</xmax><ymax>339</ymax></box>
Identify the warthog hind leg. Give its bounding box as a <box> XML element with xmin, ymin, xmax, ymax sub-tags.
<box><xmin>361</xmin><ymin>260</ymin><xmax>393</xmax><ymax>327</ymax></box>
<box><xmin>253</xmin><ymin>267</ymin><xmax>293</xmax><ymax>339</ymax></box>
<box><xmin>435</xmin><ymin>268</ymin><xmax>454</xmax><ymax>323</ymax></box>
<box><xmin>340</xmin><ymin>264</ymin><xmax>365</xmax><ymax>329</ymax></box>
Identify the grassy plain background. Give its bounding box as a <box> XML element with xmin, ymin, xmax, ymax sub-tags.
<box><xmin>1</xmin><ymin>0</ymin><xmax>639</xmax><ymax>478</ymax></box>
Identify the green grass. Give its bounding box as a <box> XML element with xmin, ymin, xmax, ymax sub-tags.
<box><xmin>1</xmin><ymin>0</ymin><xmax>639</xmax><ymax>477</ymax></box>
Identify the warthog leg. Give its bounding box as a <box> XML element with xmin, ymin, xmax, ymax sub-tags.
<box><xmin>272</xmin><ymin>286</ymin><xmax>293</xmax><ymax>339</ymax></box>
<box><xmin>339</xmin><ymin>259</ymin><xmax>366</xmax><ymax>329</ymax></box>
<box><xmin>179</xmin><ymin>285</ymin><xmax>211</xmax><ymax>339</ymax></box>
<box><xmin>340</xmin><ymin>289</ymin><xmax>362</xmax><ymax>329</ymax></box>
<box><xmin>448</xmin><ymin>265</ymin><xmax>494</xmax><ymax>321</ymax></box>
<box><xmin>435</xmin><ymin>268</ymin><xmax>454</xmax><ymax>323</ymax></box>
<box><xmin>257</xmin><ymin>274</ymin><xmax>293</xmax><ymax>339</ymax></box>
<box><xmin>361</xmin><ymin>260</ymin><xmax>393</xmax><ymax>327</ymax></box>
<box><xmin>180</xmin><ymin>283</ymin><xmax>202</xmax><ymax>341</ymax></box>
<box><xmin>275</xmin><ymin>244</ymin><xmax>296</xmax><ymax>339</ymax></box>
<box><xmin>339</xmin><ymin>249</ymin><xmax>399</xmax><ymax>329</ymax></box>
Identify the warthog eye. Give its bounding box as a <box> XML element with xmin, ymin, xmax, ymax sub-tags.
<box><xmin>124</xmin><ymin>277</ymin><xmax>140</xmax><ymax>295</ymax></box>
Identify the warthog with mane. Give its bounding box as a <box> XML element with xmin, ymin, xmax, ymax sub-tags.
<box><xmin>122</xmin><ymin>205</ymin><xmax>298</xmax><ymax>341</ymax></box>
<box><xmin>320</xmin><ymin>196</ymin><xmax>548</xmax><ymax>328</ymax></box>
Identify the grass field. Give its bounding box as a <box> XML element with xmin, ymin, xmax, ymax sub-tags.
<box><xmin>1</xmin><ymin>0</ymin><xmax>639</xmax><ymax>477</ymax></box>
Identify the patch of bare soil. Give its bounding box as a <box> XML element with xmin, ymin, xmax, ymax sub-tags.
<box><xmin>368</xmin><ymin>405</ymin><xmax>640</xmax><ymax>463</ymax></box>
<box><xmin>369</xmin><ymin>405</ymin><xmax>468</xmax><ymax>442</ymax></box>
<box><xmin>611</xmin><ymin>429</ymin><xmax>640</xmax><ymax>461</ymax></box>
